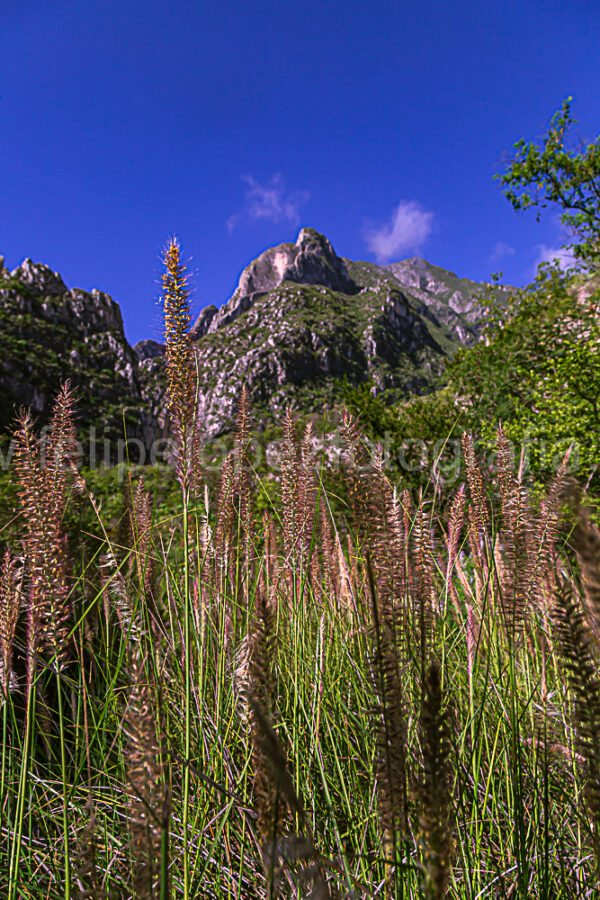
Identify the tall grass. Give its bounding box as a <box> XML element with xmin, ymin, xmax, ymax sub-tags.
<box><xmin>0</xmin><ymin>247</ymin><xmax>599</xmax><ymax>898</ymax></box>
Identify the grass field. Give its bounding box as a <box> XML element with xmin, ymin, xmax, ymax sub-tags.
<box><xmin>0</xmin><ymin>242</ymin><xmax>599</xmax><ymax>899</ymax></box>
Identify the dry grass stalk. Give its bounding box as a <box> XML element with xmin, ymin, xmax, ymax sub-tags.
<box><xmin>553</xmin><ymin>583</ymin><xmax>600</xmax><ymax>875</ymax></box>
<box><xmin>245</xmin><ymin>584</ymin><xmax>286</xmax><ymax>894</ymax></box>
<box><xmin>529</xmin><ymin>451</ymin><xmax>572</xmax><ymax>616</ymax></box>
<box><xmin>346</xmin><ymin>439</ymin><xmax>408</xmax><ymax>653</ymax></box>
<box><xmin>249</xmin><ymin>698</ymin><xmax>331</xmax><ymax>899</ymax></box>
<box><xmin>43</xmin><ymin>378</ymin><xmax>79</xmax><ymax>506</ymax></box>
<box><xmin>280</xmin><ymin>411</ymin><xmax>316</xmax><ymax>585</ymax></box>
<box><xmin>568</xmin><ymin>495</ymin><xmax>600</xmax><ymax>644</ymax></box>
<box><xmin>239</xmin><ymin>575</ymin><xmax>330</xmax><ymax>897</ymax></box>
<box><xmin>386</xmin><ymin>486</ymin><xmax>408</xmax><ymax>590</ymax></box>
<box><xmin>280</xmin><ymin>410</ymin><xmax>299</xmax><ymax>574</ymax></box>
<box><xmin>261</xmin><ymin>512</ymin><xmax>280</xmax><ymax>605</ymax></box>
<box><xmin>13</xmin><ymin>383</ymin><xmax>77</xmax><ymax>674</ymax></box>
<box><xmin>214</xmin><ymin>453</ymin><xmax>236</xmax><ymax>572</ymax></box>
<box><xmin>233</xmin><ymin>386</ymin><xmax>254</xmax><ymax>577</ymax></box>
<box><xmin>125</xmin><ymin>649</ymin><xmax>168</xmax><ymax>899</ymax></box>
<box><xmin>365</xmin><ymin>559</ymin><xmax>408</xmax><ymax>898</ymax></box>
<box><xmin>162</xmin><ymin>237</ymin><xmax>196</xmax><ymax>490</ymax></box>
<box><xmin>495</xmin><ymin>426</ymin><xmax>533</xmax><ymax>632</ymax></box>
<box><xmin>340</xmin><ymin>412</ymin><xmax>372</xmax><ymax>541</ymax></box>
<box><xmin>412</xmin><ymin>500</ymin><xmax>436</xmax><ymax>668</ymax></box>
<box><xmin>401</xmin><ymin>489</ymin><xmax>414</xmax><ymax>604</ymax></box>
<box><xmin>461</xmin><ymin>433</ymin><xmax>489</xmax><ymax>537</ymax></box>
<box><xmin>131</xmin><ymin>476</ymin><xmax>156</xmax><ymax>601</ymax></box>
<box><xmin>465</xmin><ymin>604</ymin><xmax>478</xmax><ymax>684</ymax></box>
<box><xmin>461</xmin><ymin>434</ymin><xmax>490</xmax><ymax>601</ymax></box>
<box><xmin>443</xmin><ymin>487</ymin><xmax>466</xmax><ymax>621</ymax></box>
<box><xmin>247</xmin><ymin>583</ymin><xmax>280</xmax><ymax>848</ymax></box>
<box><xmin>99</xmin><ymin>549</ymin><xmax>143</xmax><ymax>645</ymax></box>
<box><xmin>445</xmin><ymin>484</ymin><xmax>466</xmax><ymax>588</ymax></box>
<box><xmin>72</xmin><ymin>801</ymin><xmax>103</xmax><ymax>900</ymax></box>
<box><xmin>346</xmin><ymin>534</ymin><xmax>363</xmax><ymax>602</ymax></box>
<box><xmin>315</xmin><ymin>487</ymin><xmax>342</xmax><ymax>609</ymax></box>
<box><xmin>336</xmin><ymin>538</ymin><xmax>354</xmax><ymax>618</ymax></box>
<box><xmin>299</xmin><ymin>420</ymin><xmax>317</xmax><ymax>560</ymax></box>
<box><xmin>417</xmin><ymin>660</ymin><xmax>455</xmax><ymax>900</ymax></box>
<box><xmin>0</xmin><ymin>551</ymin><xmax>21</xmax><ymax>697</ymax></box>
<box><xmin>211</xmin><ymin>392</ymin><xmax>257</xmax><ymax>608</ymax></box>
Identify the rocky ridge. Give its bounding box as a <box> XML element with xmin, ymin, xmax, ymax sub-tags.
<box><xmin>0</xmin><ymin>230</ymin><xmax>508</xmax><ymax>443</ymax></box>
<box><xmin>183</xmin><ymin>228</ymin><xmax>509</xmax><ymax>434</ymax></box>
<box><xmin>0</xmin><ymin>255</ymin><xmax>165</xmax><ymax>449</ymax></box>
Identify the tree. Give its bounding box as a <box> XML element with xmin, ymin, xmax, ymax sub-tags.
<box><xmin>496</xmin><ymin>98</ymin><xmax>600</xmax><ymax>264</ymax></box>
<box><xmin>446</xmin><ymin>262</ymin><xmax>600</xmax><ymax>491</ymax></box>
<box><xmin>344</xmin><ymin>100</ymin><xmax>600</xmax><ymax>498</ymax></box>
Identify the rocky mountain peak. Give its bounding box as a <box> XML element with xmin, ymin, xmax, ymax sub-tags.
<box><xmin>385</xmin><ymin>256</ymin><xmax>502</xmax><ymax>320</ymax></box>
<box><xmin>194</xmin><ymin>227</ymin><xmax>356</xmax><ymax>336</ymax></box>
<box><xmin>386</xmin><ymin>257</ymin><xmax>441</xmax><ymax>290</ymax></box>
<box><xmin>0</xmin><ymin>257</ymin><xmax>166</xmax><ymax>448</ymax></box>
<box><xmin>236</xmin><ymin>226</ymin><xmax>355</xmax><ymax>298</ymax></box>
<box><xmin>9</xmin><ymin>258</ymin><xmax>67</xmax><ymax>296</ymax></box>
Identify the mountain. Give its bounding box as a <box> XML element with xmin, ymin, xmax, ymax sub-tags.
<box><xmin>0</xmin><ymin>230</ymin><xmax>509</xmax><ymax>445</ymax></box>
<box><xmin>0</xmin><ymin>256</ymin><xmax>165</xmax><ymax>450</ymax></box>
<box><xmin>180</xmin><ymin>228</ymin><xmax>509</xmax><ymax>434</ymax></box>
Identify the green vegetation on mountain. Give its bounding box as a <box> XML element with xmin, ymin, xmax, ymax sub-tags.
<box><xmin>0</xmin><ymin>257</ymin><xmax>159</xmax><ymax>450</ymax></box>
<box><xmin>347</xmin><ymin>261</ymin><xmax>600</xmax><ymax>496</ymax></box>
<box><xmin>187</xmin><ymin>227</ymin><xmax>510</xmax><ymax>435</ymax></box>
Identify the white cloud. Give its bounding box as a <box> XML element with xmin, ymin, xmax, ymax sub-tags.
<box><xmin>227</xmin><ymin>174</ymin><xmax>309</xmax><ymax>232</ymax></box>
<box><xmin>364</xmin><ymin>200</ymin><xmax>434</xmax><ymax>263</ymax></box>
<box><xmin>533</xmin><ymin>243</ymin><xmax>578</xmax><ymax>274</ymax></box>
<box><xmin>490</xmin><ymin>241</ymin><xmax>515</xmax><ymax>261</ymax></box>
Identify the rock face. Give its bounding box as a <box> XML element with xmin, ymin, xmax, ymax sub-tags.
<box><xmin>11</xmin><ymin>258</ymin><xmax>67</xmax><ymax>296</ymax></box>
<box><xmin>187</xmin><ymin>229</ymin><xmax>511</xmax><ymax>435</ymax></box>
<box><xmin>0</xmin><ymin>261</ymin><xmax>164</xmax><ymax>451</ymax></box>
<box><xmin>234</xmin><ymin>226</ymin><xmax>355</xmax><ymax>296</ymax></box>
<box><xmin>203</xmin><ymin>227</ymin><xmax>357</xmax><ymax>334</ymax></box>
<box><xmin>385</xmin><ymin>257</ymin><xmax>495</xmax><ymax>343</ymax></box>
<box><xmin>133</xmin><ymin>339</ymin><xmax>165</xmax><ymax>361</ymax></box>
<box><xmin>0</xmin><ymin>229</ymin><xmax>510</xmax><ymax>444</ymax></box>
<box><xmin>190</xmin><ymin>305</ymin><xmax>218</xmax><ymax>338</ymax></box>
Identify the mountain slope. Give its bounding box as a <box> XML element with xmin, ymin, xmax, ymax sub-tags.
<box><xmin>0</xmin><ymin>256</ymin><xmax>163</xmax><ymax>448</ymax></box>
<box><xmin>0</xmin><ymin>230</ymin><xmax>509</xmax><ymax>444</ymax></box>
<box><xmin>184</xmin><ymin>228</ymin><xmax>508</xmax><ymax>434</ymax></box>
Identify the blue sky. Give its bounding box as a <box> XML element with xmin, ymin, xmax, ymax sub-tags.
<box><xmin>1</xmin><ymin>0</ymin><xmax>599</xmax><ymax>345</ymax></box>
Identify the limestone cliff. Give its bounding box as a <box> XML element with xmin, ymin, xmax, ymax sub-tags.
<box><xmin>0</xmin><ymin>230</ymin><xmax>508</xmax><ymax>443</ymax></box>
<box><xmin>0</xmin><ymin>257</ymin><xmax>162</xmax><ymax>448</ymax></box>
